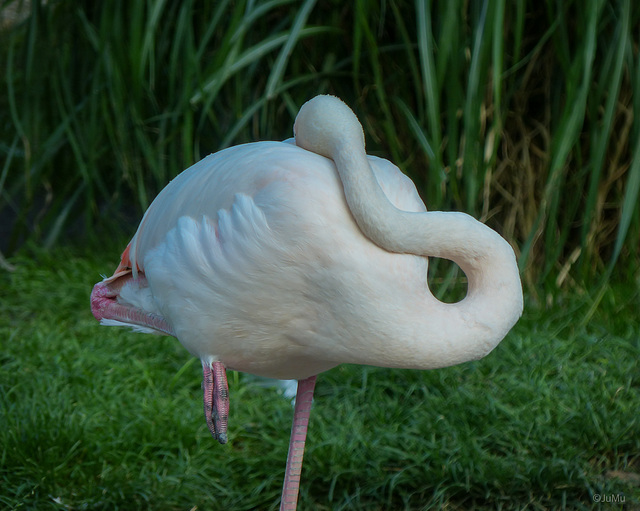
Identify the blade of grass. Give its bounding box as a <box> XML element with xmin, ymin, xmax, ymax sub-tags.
<box><xmin>580</xmin><ymin>0</ymin><xmax>630</xmax><ymax>275</ymax></box>
<box><xmin>437</xmin><ymin>2</ymin><xmax>464</xmax><ymax>208</ymax></box>
<box><xmin>192</xmin><ymin>29</ymin><xmax>326</xmax><ymax>106</ymax></box>
<box><xmin>541</xmin><ymin>0</ymin><xmax>602</xmax><ymax>283</ymax></box>
<box><xmin>395</xmin><ymin>98</ymin><xmax>436</xmax><ymax>163</ymax></box>
<box><xmin>609</xmin><ymin>128</ymin><xmax>640</xmax><ymax>272</ymax></box>
<box><xmin>490</xmin><ymin>0</ymin><xmax>505</xmax><ymax>141</ymax></box>
<box><xmin>353</xmin><ymin>0</ymin><xmax>401</xmax><ymax>165</ymax></box>
<box><xmin>0</xmin><ymin>137</ymin><xmax>19</xmax><ymax>199</ymax></box>
<box><xmin>265</xmin><ymin>0</ymin><xmax>317</xmax><ymax>100</ymax></box>
<box><xmin>140</xmin><ymin>0</ymin><xmax>169</xmax><ymax>88</ymax></box>
<box><xmin>520</xmin><ymin>0</ymin><xmax>602</xmax><ymax>277</ymax></box>
<box><xmin>461</xmin><ymin>0</ymin><xmax>492</xmax><ymax>214</ymax></box>
<box><xmin>221</xmin><ymin>74</ymin><xmax>324</xmax><ymax>148</ymax></box>
<box><xmin>415</xmin><ymin>0</ymin><xmax>445</xmax><ymax>205</ymax></box>
<box><xmin>43</xmin><ymin>184</ymin><xmax>85</xmax><ymax>249</ymax></box>
<box><xmin>194</xmin><ymin>0</ymin><xmax>233</xmax><ymax>62</ymax></box>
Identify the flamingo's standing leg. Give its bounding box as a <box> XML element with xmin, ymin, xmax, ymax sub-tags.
<box><xmin>280</xmin><ymin>375</ymin><xmax>317</xmax><ymax>511</ymax></box>
<box><xmin>202</xmin><ymin>361</ymin><xmax>229</xmax><ymax>444</ymax></box>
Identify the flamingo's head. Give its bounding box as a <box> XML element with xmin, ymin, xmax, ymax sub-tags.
<box><xmin>294</xmin><ymin>95</ymin><xmax>365</xmax><ymax>160</ymax></box>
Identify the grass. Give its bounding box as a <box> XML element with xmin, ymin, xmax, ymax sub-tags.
<box><xmin>1</xmin><ymin>1</ymin><xmax>639</xmax><ymax>291</ymax></box>
<box><xmin>1</xmin><ymin>246</ymin><xmax>639</xmax><ymax>510</ymax></box>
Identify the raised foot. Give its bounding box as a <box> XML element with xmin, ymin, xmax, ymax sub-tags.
<box><xmin>202</xmin><ymin>361</ymin><xmax>229</xmax><ymax>444</ymax></box>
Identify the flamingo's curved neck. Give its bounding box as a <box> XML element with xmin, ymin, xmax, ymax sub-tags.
<box><xmin>295</xmin><ymin>96</ymin><xmax>523</xmax><ymax>368</ymax></box>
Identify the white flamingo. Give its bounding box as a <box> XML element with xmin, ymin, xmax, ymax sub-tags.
<box><xmin>91</xmin><ymin>95</ymin><xmax>523</xmax><ymax>510</ymax></box>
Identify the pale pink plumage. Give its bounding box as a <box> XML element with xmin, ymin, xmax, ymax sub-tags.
<box><xmin>91</xmin><ymin>95</ymin><xmax>523</xmax><ymax>510</ymax></box>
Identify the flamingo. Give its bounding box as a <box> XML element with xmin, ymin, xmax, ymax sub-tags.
<box><xmin>90</xmin><ymin>95</ymin><xmax>523</xmax><ymax>510</ymax></box>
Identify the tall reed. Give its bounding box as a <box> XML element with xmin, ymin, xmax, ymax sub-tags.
<box><xmin>1</xmin><ymin>0</ymin><xmax>638</xmax><ymax>293</ymax></box>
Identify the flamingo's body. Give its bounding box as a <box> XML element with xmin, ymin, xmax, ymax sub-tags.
<box><xmin>91</xmin><ymin>95</ymin><xmax>523</xmax><ymax>510</ymax></box>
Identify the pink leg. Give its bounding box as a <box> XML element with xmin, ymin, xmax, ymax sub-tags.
<box><xmin>280</xmin><ymin>375</ymin><xmax>317</xmax><ymax>511</ymax></box>
<box><xmin>202</xmin><ymin>361</ymin><xmax>229</xmax><ymax>444</ymax></box>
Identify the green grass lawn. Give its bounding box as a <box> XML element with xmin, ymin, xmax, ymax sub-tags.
<box><xmin>1</xmin><ymin>247</ymin><xmax>638</xmax><ymax>510</ymax></box>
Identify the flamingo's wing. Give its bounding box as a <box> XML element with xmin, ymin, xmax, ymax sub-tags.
<box><xmin>92</xmin><ymin>141</ymin><xmax>429</xmax><ymax>378</ymax></box>
<box><xmin>91</xmin><ymin>143</ymin><xmax>300</xmax><ymax>336</ymax></box>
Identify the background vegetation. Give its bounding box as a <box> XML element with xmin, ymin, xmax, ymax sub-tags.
<box><xmin>1</xmin><ymin>0</ymin><xmax>639</xmax><ymax>509</ymax></box>
<box><xmin>1</xmin><ymin>0</ymin><xmax>639</xmax><ymax>293</ymax></box>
